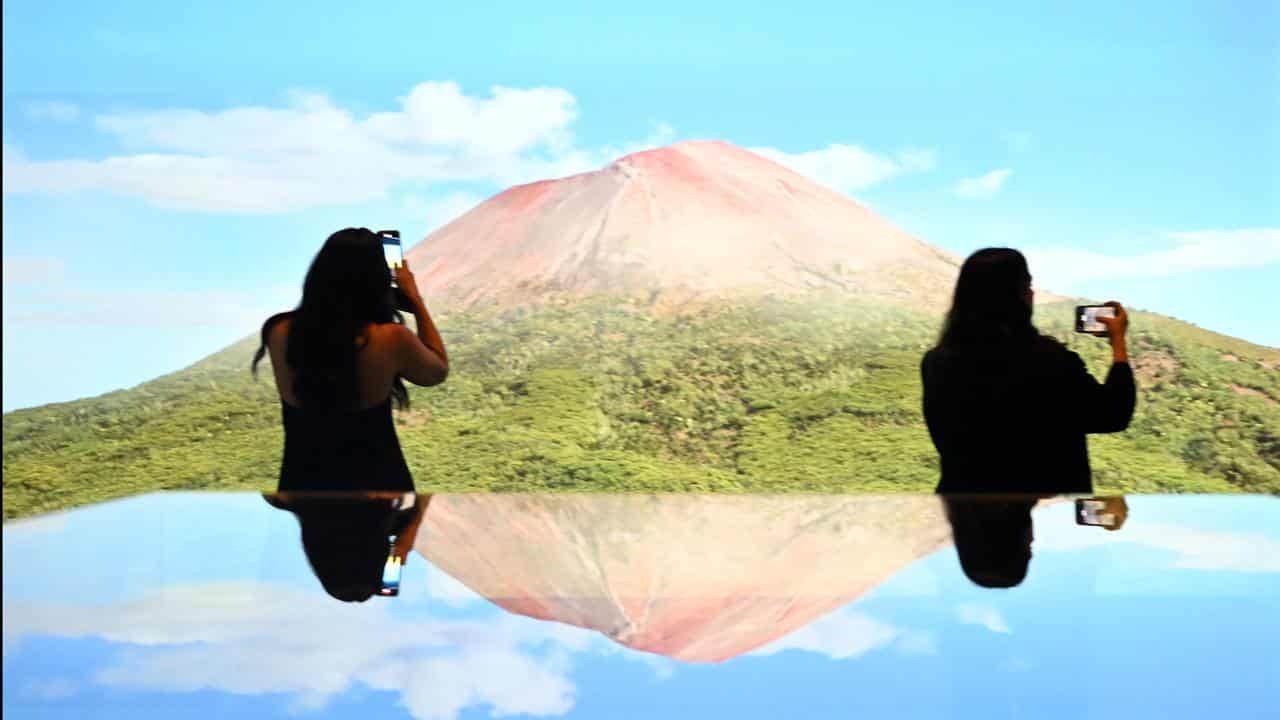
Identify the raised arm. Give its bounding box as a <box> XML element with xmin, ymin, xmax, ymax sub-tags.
<box><xmin>394</xmin><ymin>262</ymin><xmax>449</xmax><ymax>387</ymax></box>
<box><xmin>1067</xmin><ymin>301</ymin><xmax>1135</xmax><ymax>434</ymax></box>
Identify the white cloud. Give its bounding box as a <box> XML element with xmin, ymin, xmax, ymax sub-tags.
<box><xmin>24</xmin><ymin>101</ymin><xmax>81</xmax><ymax>122</ymax></box>
<box><xmin>402</xmin><ymin>192</ymin><xmax>487</xmax><ymax>235</ymax></box>
<box><xmin>750</xmin><ymin>144</ymin><xmax>937</xmax><ymax>194</ymax></box>
<box><xmin>1</xmin><ymin>83</ymin><xmax>641</xmax><ymax>213</ymax></box>
<box><xmin>606</xmin><ymin>122</ymin><xmax>679</xmax><ymax>158</ymax></box>
<box><xmin>751</xmin><ymin>609</ymin><xmax>897</xmax><ymax>659</ymax></box>
<box><xmin>20</xmin><ymin>677</ymin><xmax>79</xmax><ymax>700</ymax></box>
<box><xmin>3</xmin><ymin>582</ymin><xmax>589</xmax><ymax>720</ymax></box>
<box><xmin>425</xmin><ymin>564</ymin><xmax>485</xmax><ymax>608</ymax></box>
<box><xmin>3</xmin><ymin>284</ymin><xmax>301</xmax><ymax>328</ymax></box>
<box><xmin>1034</xmin><ymin>520</ymin><xmax>1280</xmax><ymax>573</ymax></box>
<box><xmin>1024</xmin><ymin>228</ymin><xmax>1280</xmax><ymax>290</ymax></box>
<box><xmin>954</xmin><ymin>168</ymin><xmax>1012</xmax><ymax>198</ymax></box>
<box><xmin>956</xmin><ymin>603</ymin><xmax>1012</xmax><ymax>634</ymax></box>
<box><xmin>2</xmin><ymin>256</ymin><xmax>66</xmax><ymax>286</ymax></box>
<box><xmin>4</xmin><ymin>83</ymin><xmax>928</xmax><ymax>214</ymax></box>
<box><xmin>749</xmin><ymin>608</ymin><xmax>933</xmax><ymax>660</ymax></box>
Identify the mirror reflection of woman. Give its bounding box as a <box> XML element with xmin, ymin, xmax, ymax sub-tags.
<box><xmin>264</xmin><ymin>492</ymin><xmax>429</xmax><ymax>602</ymax></box>
<box><xmin>251</xmin><ymin>228</ymin><xmax>447</xmax><ymax>491</ymax></box>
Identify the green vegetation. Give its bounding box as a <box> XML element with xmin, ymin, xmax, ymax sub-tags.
<box><xmin>4</xmin><ymin>298</ymin><xmax>1278</xmax><ymax>519</ymax></box>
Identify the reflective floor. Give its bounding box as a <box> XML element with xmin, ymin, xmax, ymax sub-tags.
<box><xmin>4</xmin><ymin>493</ymin><xmax>1278</xmax><ymax>719</ymax></box>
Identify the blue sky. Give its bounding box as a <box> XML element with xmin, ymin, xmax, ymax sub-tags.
<box><xmin>3</xmin><ymin>1</ymin><xmax>1278</xmax><ymax>410</ymax></box>
<box><xmin>4</xmin><ymin>494</ymin><xmax>1279</xmax><ymax>719</ymax></box>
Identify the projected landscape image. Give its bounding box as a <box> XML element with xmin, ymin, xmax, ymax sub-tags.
<box><xmin>3</xmin><ymin>4</ymin><xmax>1278</xmax><ymax>519</ymax></box>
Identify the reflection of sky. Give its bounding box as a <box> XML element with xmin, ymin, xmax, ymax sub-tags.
<box><xmin>4</xmin><ymin>494</ymin><xmax>1278</xmax><ymax>719</ymax></box>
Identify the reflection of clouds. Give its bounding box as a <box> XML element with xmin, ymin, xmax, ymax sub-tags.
<box><xmin>956</xmin><ymin>604</ymin><xmax>1012</xmax><ymax>635</ymax></box>
<box><xmin>426</xmin><ymin>564</ymin><xmax>484</xmax><ymax>608</ymax></box>
<box><xmin>4</xmin><ymin>582</ymin><xmax>594</xmax><ymax>720</ymax></box>
<box><xmin>749</xmin><ymin>608</ymin><xmax>936</xmax><ymax>660</ymax></box>
<box><xmin>1035</xmin><ymin>522</ymin><xmax>1280</xmax><ymax>573</ymax></box>
<box><xmin>19</xmin><ymin>677</ymin><xmax>78</xmax><ymax>701</ymax></box>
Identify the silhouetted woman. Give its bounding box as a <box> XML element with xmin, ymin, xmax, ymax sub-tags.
<box><xmin>921</xmin><ymin>248</ymin><xmax>1134</xmax><ymax>493</ymax></box>
<box><xmin>252</xmin><ymin>228</ymin><xmax>448</xmax><ymax>491</ymax></box>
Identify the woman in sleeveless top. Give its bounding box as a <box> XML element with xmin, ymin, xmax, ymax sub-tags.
<box><xmin>251</xmin><ymin>228</ymin><xmax>448</xmax><ymax>491</ymax></box>
<box><xmin>921</xmin><ymin>248</ymin><xmax>1135</xmax><ymax>494</ymax></box>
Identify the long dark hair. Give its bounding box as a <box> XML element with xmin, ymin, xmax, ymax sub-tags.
<box><xmin>942</xmin><ymin>495</ymin><xmax>1035</xmax><ymax>588</ymax></box>
<box><xmin>252</xmin><ymin>228</ymin><xmax>409</xmax><ymax>411</ymax></box>
<box><xmin>937</xmin><ymin>248</ymin><xmax>1037</xmax><ymax>352</ymax></box>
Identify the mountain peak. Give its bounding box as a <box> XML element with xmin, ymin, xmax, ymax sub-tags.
<box><xmin>406</xmin><ymin>141</ymin><xmax>960</xmax><ymax>310</ymax></box>
<box><xmin>614</xmin><ymin>138</ymin><xmax>735</xmax><ymax>165</ymax></box>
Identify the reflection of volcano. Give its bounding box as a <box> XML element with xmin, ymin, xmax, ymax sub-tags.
<box><xmin>406</xmin><ymin>140</ymin><xmax>961</xmax><ymax>309</ymax></box>
<box><xmin>415</xmin><ymin>494</ymin><xmax>951</xmax><ymax>663</ymax></box>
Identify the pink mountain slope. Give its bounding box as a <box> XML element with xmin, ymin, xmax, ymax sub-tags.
<box><xmin>405</xmin><ymin>140</ymin><xmax>964</xmax><ymax>310</ymax></box>
<box><xmin>415</xmin><ymin>494</ymin><xmax>953</xmax><ymax>663</ymax></box>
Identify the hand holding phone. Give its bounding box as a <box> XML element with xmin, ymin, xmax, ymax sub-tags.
<box><xmin>1075</xmin><ymin>496</ymin><xmax>1128</xmax><ymax>531</ymax></box>
<box><xmin>1075</xmin><ymin>305</ymin><xmax>1116</xmax><ymax>336</ymax></box>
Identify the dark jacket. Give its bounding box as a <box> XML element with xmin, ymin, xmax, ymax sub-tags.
<box><xmin>921</xmin><ymin>335</ymin><xmax>1135</xmax><ymax>493</ymax></box>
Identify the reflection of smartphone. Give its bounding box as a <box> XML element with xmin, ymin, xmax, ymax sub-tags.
<box><xmin>1075</xmin><ymin>305</ymin><xmax>1115</xmax><ymax>335</ymax></box>
<box><xmin>379</xmin><ymin>540</ymin><xmax>402</xmax><ymax>597</ymax></box>
<box><xmin>1076</xmin><ymin>498</ymin><xmax>1117</xmax><ymax>528</ymax></box>
<box><xmin>378</xmin><ymin>230</ymin><xmax>403</xmax><ymax>286</ymax></box>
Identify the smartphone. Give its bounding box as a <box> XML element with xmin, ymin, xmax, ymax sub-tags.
<box><xmin>378</xmin><ymin>230</ymin><xmax>403</xmax><ymax>286</ymax></box>
<box><xmin>1075</xmin><ymin>305</ymin><xmax>1115</xmax><ymax>335</ymax></box>
<box><xmin>378</xmin><ymin>540</ymin><xmax>402</xmax><ymax>597</ymax></box>
<box><xmin>1075</xmin><ymin>498</ymin><xmax>1119</xmax><ymax>529</ymax></box>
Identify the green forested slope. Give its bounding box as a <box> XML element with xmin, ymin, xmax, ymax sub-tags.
<box><xmin>4</xmin><ymin>298</ymin><xmax>1278</xmax><ymax>519</ymax></box>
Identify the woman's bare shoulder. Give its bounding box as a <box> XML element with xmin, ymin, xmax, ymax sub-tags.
<box><xmin>263</xmin><ymin>313</ymin><xmax>293</xmax><ymax>354</ymax></box>
<box><xmin>365</xmin><ymin>321</ymin><xmax>413</xmax><ymax>352</ymax></box>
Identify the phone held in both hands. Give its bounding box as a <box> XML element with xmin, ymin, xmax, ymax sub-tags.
<box><xmin>379</xmin><ymin>230</ymin><xmax>403</xmax><ymax>286</ymax></box>
<box><xmin>1075</xmin><ymin>305</ymin><xmax>1115</xmax><ymax>336</ymax></box>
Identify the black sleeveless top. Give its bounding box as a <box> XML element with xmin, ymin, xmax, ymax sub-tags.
<box><xmin>259</xmin><ymin>311</ymin><xmax>415</xmax><ymax>491</ymax></box>
<box><xmin>279</xmin><ymin>398</ymin><xmax>415</xmax><ymax>491</ymax></box>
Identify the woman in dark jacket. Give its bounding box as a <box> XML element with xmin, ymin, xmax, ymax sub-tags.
<box><xmin>921</xmin><ymin>248</ymin><xmax>1135</xmax><ymax>493</ymax></box>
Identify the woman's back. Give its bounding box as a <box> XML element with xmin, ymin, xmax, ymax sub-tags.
<box><xmin>921</xmin><ymin>335</ymin><xmax>1135</xmax><ymax>493</ymax></box>
<box><xmin>264</xmin><ymin>315</ymin><xmax>404</xmax><ymax>411</ymax></box>
<box><xmin>264</xmin><ymin>314</ymin><xmax>415</xmax><ymax>491</ymax></box>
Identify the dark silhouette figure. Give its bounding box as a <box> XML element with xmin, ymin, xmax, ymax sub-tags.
<box><xmin>264</xmin><ymin>492</ymin><xmax>428</xmax><ymax>602</ymax></box>
<box><xmin>251</xmin><ymin>228</ymin><xmax>448</xmax><ymax>491</ymax></box>
<box><xmin>942</xmin><ymin>495</ymin><xmax>1038</xmax><ymax>588</ymax></box>
<box><xmin>921</xmin><ymin>248</ymin><xmax>1135</xmax><ymax>493</ymax></box>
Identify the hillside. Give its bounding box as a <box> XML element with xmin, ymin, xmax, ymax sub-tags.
<box><xmin>4</xmin><ymin>297</ymin><xmax>1278</xmax><ymax>519</ymax></box>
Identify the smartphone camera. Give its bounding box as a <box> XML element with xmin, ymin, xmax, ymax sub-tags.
<box><xmin>1075</xmin><ymin>497</ymin><xmax>1128</xmax><ymax>531</ymax></box>
<box><xmin>1075</xmin><ymin>305</ymin><xmax>1115</xmax><ymax>335</ymax></box>
<box><xmin>378</xmin><ymin>230</ymin><xmax>403</xmax><ymax>287</ymax></box>
<box><xmin>379</xmin><ymin>539</ymin><xmax>403</xmax><ymax>597</ymax></box>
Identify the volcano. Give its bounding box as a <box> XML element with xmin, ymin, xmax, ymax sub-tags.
<box><xmin>416</xmin><ymin>494</ymin><xmax>953</xmax><ymax>663</ymax></box>
<box><xmin>406</xmin><ymin>140</ymin><xmax>962</xmax><ymax>309</ymax></box>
